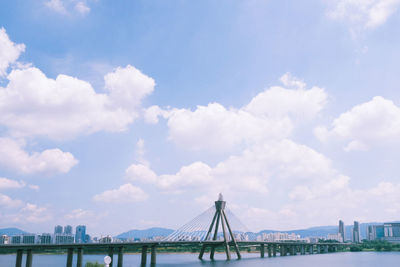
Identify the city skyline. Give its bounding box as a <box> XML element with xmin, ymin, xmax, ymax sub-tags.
<box><xmin>1</xmin><ymin>0</ymin><xmax>400</xmax><ymax>236</ymax></box>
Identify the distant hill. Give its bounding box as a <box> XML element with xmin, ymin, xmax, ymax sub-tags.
<box><xmin>115</xmin><ymin>227</ymin><xmax>174</xmax><ymax>240</ymax></box>
<box><xmin>0</xmin><ymin>228</ymin><xmax>28</xmax><ymax>236</ymax></box>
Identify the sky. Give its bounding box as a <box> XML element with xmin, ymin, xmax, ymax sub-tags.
<box><xmin>1</xmin><ymin>0</ymin><xmax>400</xmax><ymax>236</ymax></box>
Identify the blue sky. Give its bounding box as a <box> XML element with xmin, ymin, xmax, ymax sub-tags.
<box><xmin>1</xmin><ymin>0</ymin><xmax>400</xmax><ymax>236</ymax></box>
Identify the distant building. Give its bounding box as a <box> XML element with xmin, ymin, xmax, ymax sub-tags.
<box><xmin>353</xmin><ymin>221</ymin><xmax>360</xmax><ymax>243</ymax></box>
<box><xmin>54</xmin><ymin>225</ymin><xmax>63</xmax><ymax>235</ymax></box>
<box><xmin>85</xmin><ymin>234</ymin><xmax>91</xmax><ymax>243</ymax></box>
<box><xmin>99</xmin><ymin>236</ymin><xmax>112</xmax><ymax>243</ymax></box>
<box><xmin>75</xmin><ymin>225</ymin><xmax>86</xmax><ymax>243</ymax></box>
<box><xmin>39</xmin><ymin>234</ymin><xmax>52</xmax><ymax>244</ymax></box>
<box><xmin>22</xmin><ymin>234</ymin><xmax>36</xmax><ymax>244</ymax></box>
<box><xmin>339</xmin><ymin>220</ymin><xmax>345</xmax><ymax>242</ymax></box>
<box><xmin>382</xmin><ymin>223</ymin><xmax>400</xmax><ymax>242</ymax></box>
<box><xmin>11</xmin><ymin>236</ymin><xmax>21</xmax><ymax>244</ymax></box>
<box><xmin>54</xmin><ymin>234</ymin><xmax>74</xmax><ymax>244</ymax></box>
<box><xmin>0</xmin><ymin>235</ymin><xmax>9</xmax><ymax>244</ymax></box>
<box><xmin>64</xmin><ymin>225</ymin><xmax>72</xmax><ymax>235</ymax></box>
<box><xmin>327</xmin><ymin>233</ymin><xmax>342</xmax><ymax>242</ymax></box>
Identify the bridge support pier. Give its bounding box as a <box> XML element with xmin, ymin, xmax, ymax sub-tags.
<box><xmin>77</xmin><ymin>248</ymin><xmax>83</xmax><ymax>267</ymax></box>
<box><xmin>151</xmin><ymin>245</ymin><xmax>157</xmax><ymax>265</ymax></box>
<box><xmin>290</xmin><ymin>245</ymin><xmax>295</xmax><ymax>256</ymax></box>
<box><xmin>273</xmin><ymin>245</ymin><xmax>277</xmax><ymax>257</ymax></box>
<box><xmin>108</xmin><ymin>247</ymin><xmax>114</xmax><ymax>267</ymax></box>
<box><xmin>268</xmin><ymin>245</ymin><xmax>272</xmax><ymax>257</ymax></box>
<box><xmin>280</xmin><ymin>245</ymin><xmax>286</xmax><ymax>256</ymax></box>
<box><xmin>317</xmin><ymin>245</ymin><xmax>321</xmax><ymax>254</ymax></box>
<box><xmin>26</xmin><ymin>249</ymin><xmax>32</xmax><ymax>267</ymax></box>
<box><xmin>260</xmin><ymin>244</ymin><xmax>265</xmax><ymax>258</ymax></box>
<box><xmin>141</xmin><ymin>246</ymin><xmax>148</xmax><ymax>266</ymax></box>
<box><xmin>117</xmin><ymin>247</ymin><xmax>124</xmax><ymax>267</ymax></box>
<box><xmin>66</xmin><ymin>248</ymin><xmax>73</xmax><ymax>267</ymax></box>
<box><xmin>309</xmin><ymin>245</ymin><xmax>313</xmax><ymax>254</ymax></box>
<box><xmin>301</xmin><ymin>245</ymin><xmax>305</xmax><ymax>255</ymax></box>
<box><xmin>16</xmin><ymin>249</ymin><xmax>23</xmax><ymax>267</ymax></box>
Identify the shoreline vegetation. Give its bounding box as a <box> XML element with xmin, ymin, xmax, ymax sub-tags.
<box><xmin>349</xmin><ymin>240</ymin><xmax>400</xmax><ymax>252</ymax></box>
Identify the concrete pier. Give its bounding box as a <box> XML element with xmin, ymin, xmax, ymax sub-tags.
<box><xmin>290</xmin><ymin>245</ymin><xmax>295</xmax><ymax>256</ymax></box>
<box><xmin>141</xmin><ymin>246</ymin><xmax>148</xmax><ymax>266</ymax></box>
<box><xmin>66</xmin><ymin>248</ymin><xmax>73</xmax><ymax>267</ymax></box>
<box><xmin>301</xmin><ymin>245</ymin><xmax>305</xmax><ymax>255</ymax></box>
<box><xmin>117</xmin><ymin>247</ymin><xmax>124</xmax><ymax>267</ymax></box>
<box><xmin>273</xmin><ymin>245</ymin><xmax>277</xmax><ymax>257</ymax></box>
<box><xmin>15</xmin><ymin>249</ymin><xmax>23</xmax><ymax>267</ymax></box>
<box><xmin>268</xmin><ymin>244</ymin><xmax>272</xmax><ymax>257</ymax></box>
<box><xmin>280</xmin><ymin>245</ymin><xmax>286</xmax><ymax>256</ymax></box>
<box><xmin>26</xmin><ymin>249</ymin><xmax>32</xmax><ymax>267</ymax></box>
<box><xmin>260</xmin><ymin>244</ymin><xmax>265</xmax><ymax>258</ymax></box>
<box><xmin>77</xmin><ymin>248</ymin><xmax>83</xmax><ymax>267</ymax></box>
<box><xmin>151</xmin><ymin>245</ymin><xmax>157</xmax><ymax>265</ymax></box>
<box><xmin>108</xmin><ymin>247</ymin><xmax>114</xmax><ymax>267</ymax></box>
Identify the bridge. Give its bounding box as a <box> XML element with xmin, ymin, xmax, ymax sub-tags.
<box><xmin>0</xmin><ymin>194</ymin><xmax>350</xmax><ymax>266</ymax></box>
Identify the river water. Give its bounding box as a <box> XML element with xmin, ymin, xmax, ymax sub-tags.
<box><xmin>1</xmin><ymin>251</ymin><xmax>399</xmax><ymax>266</ymax></box>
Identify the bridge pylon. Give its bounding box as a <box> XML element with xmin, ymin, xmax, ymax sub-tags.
<box><xmin>198</xmin><ymin>194</ymin><xmax>241</xmax><ymax>260</ymax></box>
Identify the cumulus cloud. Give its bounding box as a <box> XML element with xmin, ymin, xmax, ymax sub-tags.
<box><xmin>315</xmin><ymin>96</ymin><xmax>400</xmax><ymax>151</ymax></box>
<box><xmin>0</xmin><ymin>29</ymin><xmax>155</xmax><ymax>141</ymax></box>
<box><xmin>147</xmin><ymin>73</ymin><xmax>326</xmax><ymax>152</ymax></box>
<box><xmin>45</xmin><ymin>0</ymin><xmax>91</xmax><ymax>15</ymax></box>
<box><xmin>93</xmin><ymin>183</ymin><xmax>148</xmax><ymax>203</ymax></box>
<box><xmin>64</xmin><ymin>208</ymin><xmax>94</xmax><ymax>220</ymax></box>
<box><xmin>126</xmin><ymin>139</ymin><xmax>340</xmax><ymax>198</ymax></box>
<box><xmin>0</xmin><ymin>137</ymin><xmax>78</xmax><ymax>174</ymax></box>
<box><xmin>0</xmin><ymin>177</ymin><xmax>25</xmax><ymax>190</ymax></box>
<box><xmin>0</xmin><ymin>28</ymin><xmax>25</xmax><ymax>77</ymax></box>
<box><xmin>0</xmin><ymin>193</ymin><xmax>24</xmax><ymax>208</ymax></box>
<box><xmin>13</xmin><ymin>203</ymin><xmax>52</xmax><ymax>223</ymax></box>
<box><xmin>0</xmin><ymin>65</ymin><xmax>154</xmax><ymax>140</ymax></box>
<box><xmin>327</xmin><ymin>0</ymin><xmax>400</xmax><ymax>29</ymax></box>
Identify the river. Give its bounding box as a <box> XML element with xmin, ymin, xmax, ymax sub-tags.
<box><xmin>1</xmin><ymin>251</ymin><xmax>399</xmax><ymax>266</ymax></box>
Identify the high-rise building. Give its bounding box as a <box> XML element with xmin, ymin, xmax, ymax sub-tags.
<box><xmin>75</xmin><ymin>225</ymin><xmax>86</xmax><ymax>243</ymax></box>
<box><xmin>338</xmin><ymin>220</ymin><xmax>345</xmax><ymax>242</ymax></box>
<box><xmin>353</xmin><ymin>221</ymin><xmax>360</xmax><ymax>243</ymax></box>
<box><xmin>54</xmin><ymin>225</ymin><xmax>63</xmax><ymax>235</ymax></box>
<box><xmin>64</xmin><ymin>225</ymin><xmax>72</xmax><ymax>235</ymax></box>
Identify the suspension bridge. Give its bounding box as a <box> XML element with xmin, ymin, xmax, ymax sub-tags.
<box><xmin>0</xmin><ymin>194</ymin><xmax>349</xmax><ymax>267</ymax></box>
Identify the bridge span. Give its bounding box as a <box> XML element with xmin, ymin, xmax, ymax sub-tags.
<box><xmin>0</xmin><ymin>195</ymin><xmax>351</xmax><ymax>266</ymax></box>
<box><xmin>0</xmin><ymin>240</ymin><xmax>349</xmax><ymax>267</ymax></box>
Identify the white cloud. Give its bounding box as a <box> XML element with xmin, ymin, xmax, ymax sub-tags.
<box><xmin>0</xmin><ymin>28</ymin><xmax>25</xmax><ymax>77</ymax></box>
<box><xmin>64</xmin><ymin>208</ymin><xmax>94</xmax><ymax>220</ymax></box>
<box><xmin>127</xmin><ymin>161</ymin><xmax>213</xmax><ymax>192</ymax></box>
<box><xmin>0</xmin><ymin>177</ymin><xmax>25</xmax><ymax>190</ymax></box>
<box><xmin>315</xmin><ymin>96</ymin><xmax>400</xmax><ymax>150</ymax></box>
<box><xmin>147</xmin><ymin>74</ymin><xmax>326</xmax><ymax>152</ymax></box>
<box><xmin>0</xmin><ymin>137</ymin><xmax>78</xmax><ymax>174</ymax></box>
<box><xmin>45</xmin><ymin>0</ymin><xmax>92</xmax><ymax>15</ymax></box>
<box><xmin>45</xmin><ymin>0</ymin><xmax>67</xmax><ymax>14</ymax></box>
<box><xmin>0</xmin><ymin>193</ymin><xmax>24</xmax><ymax>208</ymax></box>
<box><xmin>0</xmin><ymin>65</ymin><xmax>154</xmax><ymax>140</ymax></box>
<box><xmin>93</xmin><ymin>183</ymin><xmax>148</xmax><ymax>203</ymax></box>
<box><xmin>13</xmin><ymin>203</ymin><xmax>52</xmax><ymax>223</ymax></box>
<box><xmin>75</xmin><ymin>1</ymin><xmax>90</xmax><ymax>15</ymax></box>
<box><xmin>0</xmin><ymin>29</ymin><xmax>155</xmax><ymax>141</ymax></box>
<box><xmin>327</xmin><ymin>0</ymin><xmax>400</xmax><ymax>29</ymax></box>
<box><xmin>126</xmin><ymin>139</ymin><xmax>339</xmax><ymax>198</ymax></box>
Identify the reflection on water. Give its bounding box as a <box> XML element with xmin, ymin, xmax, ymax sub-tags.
<box><xmin>1</xmin><ymin>252</ymin><xmax>400</xmax><ymax>267</ymax></box>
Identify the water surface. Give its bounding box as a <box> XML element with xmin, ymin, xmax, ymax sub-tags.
<box><xmin>1</xmin><ymin>251</ymin><xmax>399</xmax><ymax>266</ymax></box>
